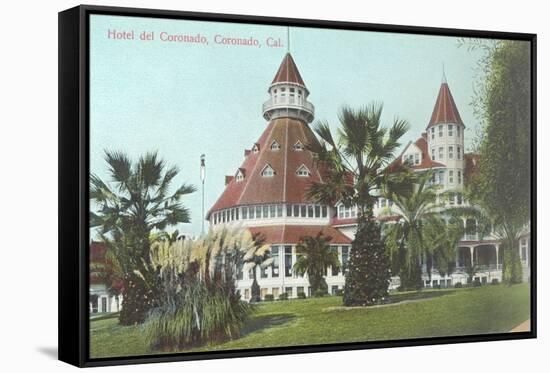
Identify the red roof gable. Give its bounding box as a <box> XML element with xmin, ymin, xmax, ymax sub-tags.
<box><xmin>271</xmin><ymin>53</ymin><xmax>306</xmax><ymax>86</ymax></box>
<box><xmin>427</xmin><ymin>82</ymin><xmax>464</xmax><ymax>129</ymax></box>
<box><xmin>248</xmin><ymin>225</ymin><xmax>351</xmax><ymax>245</ymax></box>
<box><xmin>208</xmin><ymin>117</ymin><xmax>324</xmax><ymax>215</ymax></box>
<box><xmin>387</xmin><ymin>136</ymin><xmax>446</xmax><ymax>172</ymax></box>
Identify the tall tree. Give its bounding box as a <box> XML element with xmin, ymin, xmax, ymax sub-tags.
<box><xmin>293</xmin><ymin>233</ymin><xmax>341</xmax><ymax>295</ymax></box>
<box><xmin>307</xmin><ymin>103</ymin><xmax>409</xmax><ymax>306</ymax></box>
<box><xmin>383</xmin><ymin>172</ymin><xmax>462</xmax><ymax>290</ymax></box>
<box><xmin>90</xmin><ymin>150</ymin><xmax>196</xmax><ymax>325</ymax></box>
<box><xmin>467</xmin><ymin>40</ymin><xmax>531</xmax><ymax>284</ymax></box>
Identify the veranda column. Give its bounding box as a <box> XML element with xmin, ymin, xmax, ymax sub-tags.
<box><xmin>469</xmin><ymin>246</ymin><xmax>474</xmax><ymax>267</ymax></box>
<box><xmin>495</xmin><ymin>244</ymin><xmax>500</xmax><ymax>269</ymax></box>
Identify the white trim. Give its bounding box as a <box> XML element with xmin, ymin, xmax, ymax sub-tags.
<box><xmin>296</xmin><ymin>164</ymin><xmax>311</xmax><ymax>177</ymax></box>
<box><xmin>261</xmin><ymin>164</ymin><xmax>276</xmax><ymax>177</ymax></box>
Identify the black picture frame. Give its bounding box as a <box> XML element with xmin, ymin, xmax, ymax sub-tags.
<box><xmin>58</xmin><ymin>4</ymin><xmax>537</xmax><ymax>368</ymax></box>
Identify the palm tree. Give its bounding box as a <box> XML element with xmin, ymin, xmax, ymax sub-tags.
<box><xmin>242</xmin><ymin>233</ymin><xmax>272</xmax><ymax>302</ymax></box>
<box><xmin>293</xmin><ymin>233</ymin><xmax>340</xmax><ymax>296</ymax></box>
<box><xmin>383</xmin><ymin>171</ymin><xmax>463</xmax><ymax>290</ymax></box>
<box><xmin>307</xmin><ymin>103</ymin><xmax>409</xmax><ymax>306</ymax></box>
<box><xmin>90</xmin><ymin>150</ymin><xmax>196</xmax><ymax>325</ymax></box>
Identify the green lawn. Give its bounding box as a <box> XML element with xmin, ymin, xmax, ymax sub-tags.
<box><xmin>90</xmin><ymin>284</ymin><xmax>530</xmax><ymax>358</ymax></box>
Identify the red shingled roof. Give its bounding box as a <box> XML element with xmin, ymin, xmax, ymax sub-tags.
<box><xmin>387</xmin><ymin>136</ymin><xmax>446</xmax><ymax>172</ymax></box>
<box><xmin>248</xmin><ymin>225</ymin><xmax>352</xmax><ymax>245</ymax></box>
<box><xmin>271</xmin><ymin>53</ymin><xmax>306</xmax><ymax>86</ymax></box>
<box><xmin>427</xmin><ymin>82</ymin><xmax>464</xmax><ymax>129</ymax></box>
<box><xmin>208</xmin><ymin>117</ymin><xmax>324</xmax><ymax>215</ymax></box>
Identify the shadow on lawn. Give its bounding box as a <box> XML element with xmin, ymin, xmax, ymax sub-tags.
<box><xmin>388</xmin><ymin>289</ymin><xmax>458</xmax><ymax>304</ymax></box>
<box><xmin>240</xmin><ymin>313</ymin><xmax>295</xmax><ymax>337</ymax></box>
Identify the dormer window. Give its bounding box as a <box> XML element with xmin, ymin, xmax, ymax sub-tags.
<box><xmin>293</xmin><ymin>140</ymin><xmax>304</xmax><ymax>151</ymax></box>
<box><xmin>414</xmin><ymin>153</ymin><xmax>420</xmax><ymax>165</ymax></box>
<box><xmin>296</xmin><ymin>164</ymin><xmax>310</xmax><ymax>177</ymax></box>
<box><xmin>261</xmin><ymin>164</ymin><xmax>276</xmax><ymax>177</ymax></box>
<box><xmin>252</xmin><ymin>143</ymin><xmax>260</xmax><ymax>154</ymax></box>
<box><xmin>270</xmin><ymin>140</ymin><xmax>281</xmax><ymax>151</ymax></box>
<box><xmin>235</xmin><ymin>168</ymin><xmax>245</xmax><ymax>182</ymax></box>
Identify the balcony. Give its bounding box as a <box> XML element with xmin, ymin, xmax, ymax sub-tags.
<box><xmin>262</xmin><ymin>96</ymin><xmax>315</xmax><ymax>122</ymax></box>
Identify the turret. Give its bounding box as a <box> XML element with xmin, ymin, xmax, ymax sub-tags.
<box><xmin>426</xmin><ymin>73</ymin><xmax>466</xmax><ymax>189</ymax></box>
<box><xmin>262</xmin><ymin>53</ymin><xmax>315</xmax><ymax>123</ymax></box>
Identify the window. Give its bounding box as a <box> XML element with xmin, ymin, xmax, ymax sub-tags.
<box><xmin>458</xmin><ymin>170</ymin><xmax>462</xmax><ymax>184</ymax></box>
<box><xmin>293</xmin><ymin>141</ymin><xmax>304</xmax><ymax>151</ymax></box>
<box><xmin>270</xmin><ymin>140</ymin><xmax>281</xmax><ymax>151</ymax></box>
<box><xmin>284</xmin><ymin>246</ymin><xmax>292</xmax><ymax>277</ymax></box>
<box><xmin>308</xmin><ymin>205</ymin><xmax>314</xmax><ymax>217</ymax></box>
<box><xmin>300</xmin><ymin>205</ymin><xmax>306</xmax><ymax>217</ymax></box>
<box><xmin>449</xmin><ymin>170</ymin><xmax>454</xmax><ymax>183</ymax></box>
<box><xmin>255</xmin><ymin>205</ymin><xmax>262</xmax><ymax>218</ymax></box>
<box><xmin>431</xmin><ymin>148</ymin><xmax>435</xmax><ymax>161</ymax></box>
<box><xmin>296</xmin><ymin>164</ymin><xmax>310</xmax><ymax>177</ymax></box>
<box><xmin>263</xmin><ymin>205</ymin><xmax>269</xmax><ymax>218</ymax></box>
<box><xmin>431</xmin><ymin>127</ymin><xmax>435</xmax><ymax>140</ymax></box>
<box><xmin>439</xmin><ymin>147</ymin><xmax>444</xmax><ymax>160</ymax></box>
<box><xmin>272</xmin><ymin>288</ymin><xmax>280</xmax><ymax>298</ymax></box>
<box><xmin>244</xmin><ymin>289</ymin><xmax>250</xmax><ymax>300</ymax></box>
<box><xmin>332</xmin><ymin>285</ymin><xmax>339</xmax><ymax>294</ymax></box>
<box><xmin>321</xmin><ymin>206</ymin><xmax>328</xmax><ymax>217</ymax></box>
<box><xmin>286</xmin><ymin>204</ymin><xmax>292</xmax><ymax>217</ymax></box>
<box><xmin>457</xmin><ymin>127</ymin><xmax>460</xmax><ymax>137</ymax></box>
<box><xmin>341</xmin><ymin>246</ymin><xmax>349</xmax><ymax>272</ymax></box>
<box><xmin>293</xmin><ymin>204</ymin><xmax>300</xmax><ymax>217</ymax></box>
<box><xmin>269</xmin><ymin>204</ymin><xmax>276</xmax><ymax>218</ymax></box>
<box><xmin>297</xmin><ymin>286</ymin><xmax>304</xmax><ymax>296</ymax></box>
<box><xmin>448</xmin><ymin>124</ymin><xmax>453</xmax><ymax>136</ymax></box>
<box><xmin>249</xmin><ymin>206</ymin><xmax>255</xmax><ymax>219</ymax></box>
<box><xmin>439</xmin><ymin>125</ymin><xmax>443</xmax><ymax>137</ymax></box>
<box><xmin>285</xmin><ymin>287</ymin><xmax>293</xmax><ymax>297</ymax></box>
<box><xmin>448</xmin><ymin>146</ymin><xmax>454</xmax><ymax>159</ymax></box>
<box><xmin>331</xmin><ymin>246</ymin><xmax>339</xmax><ymax>276</ymax></box>
<box><xmin>235</xmin><ymin>168</ymin><xmax>245</xmax><ymax>181</ymax></box>
<box><xmin>438</xmin><ymin>170</ymin><xmax>445</xmax><ymax>184</ymax></box>
<box><xmin>242</xmin><ymin>207</ymin><xmax>248</xmax><ymax>219</ymax></box>
<box><xmin>261</xmin><ymin>164</ymin><xmax>275</xmax><ymax>177</ymax></box>
<box><xmin>315</xmin><ymin>205</ymin><xmax>321</xmax><ymax>218</ymax></box>
<box><xmin>414</xmin><ymin>153</ymin><xmax>420</xmax><ymax>165</ymax></box>
<box><xmin>236</xmin><ymin>208</ymin><xmax>239</xmax><ymax>220</ymax></box>
<box><xmin>271</xmin><ymin>246</ymin><xmax>280</xmax><ymax>277</ymax></box>
<box><xmin>252</xmin><ymin>143</ymin><xmax>260</xmax><ymax>154</ymax></box>
<box><xmin>277</xmin><ymin>204</ymin><xmax>283</xmax><ymax>217</ymax></box>
<box><xmin>457</xmin><ymin>146</ymin><xmax>461</xmax><ymax>160</ymax></box>
<box><xmin>457</xmin><ymin>193</ymin><xmax>463</xmax><ymax>205</ymax></box>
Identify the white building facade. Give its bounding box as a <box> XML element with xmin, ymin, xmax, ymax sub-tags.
<box><xmin>208</xmin><ymin>53</ymin><xmax>531</xmax><ymax>300</ymax></box>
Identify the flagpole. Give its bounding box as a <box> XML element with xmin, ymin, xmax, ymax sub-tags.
<box><xmin>200</xmin><ymin>154</ymin><xmax>206</xmax><ymax>235</ymax></box>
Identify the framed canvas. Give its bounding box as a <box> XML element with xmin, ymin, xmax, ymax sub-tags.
<box><xmin>58</xmin><ymin>4</ymin><xmax>537</xmax><ymax>367</ymax></box>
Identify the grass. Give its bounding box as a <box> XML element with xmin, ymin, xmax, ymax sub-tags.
<box><xmin>90</xmin><ymin>284</ymin><xmax>530</xmax><ymax>358</ymax></box>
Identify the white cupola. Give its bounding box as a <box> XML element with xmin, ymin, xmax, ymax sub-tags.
<box><xmin>262</xmin><ymin>53</ymin><xmax>315</xmax><ymax>123</ymax></box>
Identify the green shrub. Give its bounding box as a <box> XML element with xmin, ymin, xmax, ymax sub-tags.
<box><xmin>454</xmin><ymin>282</ymin><xmax>463</xmax><ymax>288</ymax></box>
<box><xmin>473</xmin><ymin>280</ymin><xmax>482</xmax><ymax>287</ymax></box>
<box><xmin>334</xmin><ymin>289</ymin><xmax>344</xmax><ymax>296</ymax></box>
<box><xmin>491</xmin><ymin>278</ymin><xmax>500</xmax><ymax>285</ymax></box>
<box><xmin>264</xmin><ymin>294</ymin><xmax>274</xmax><ymax>301</ymax></box>
<box><xmin>297</xmin><ymin>291</ymin><xmax>306</xmax><ymax>299</ymax></box>
<box><xmin>143</xmin><ymin>227</ymin><xmax>261</xmax><ymax>351</ymax></box>
<box><xmin>278</xmin><ymin>293</ymin><xmax>289</xmax><ymax>301</ymax></box>
<box><xmin>314</xmin><ymin>289</ymin><xmax>327</xmax><ymax>297</ymax></box>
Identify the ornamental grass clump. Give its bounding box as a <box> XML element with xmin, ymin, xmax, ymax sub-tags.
<box><xmin>143</xmin><ymin>227</ymin><xmax>263</xmax><ymax>351</ymax></box>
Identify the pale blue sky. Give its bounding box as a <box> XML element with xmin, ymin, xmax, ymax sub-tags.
<box><xmin>90</xmin><ymin>14</ymin><xmax>488</xmax><ymax>237</ymax></box>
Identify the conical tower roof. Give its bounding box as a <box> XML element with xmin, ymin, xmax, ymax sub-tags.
<box><xmin>208</xmin><ymin>117</ymin><xmax>324</xmax><ymax>214</ymax></box>
<box><xmin>271</xmin><ymin>52</ymin><xmax>306</xmax><ymax>86</ymax></box>
<box><xmin>427</xmin><ymin>82</ymin><xmax>464</xmax><ymax>129</ymax></box>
